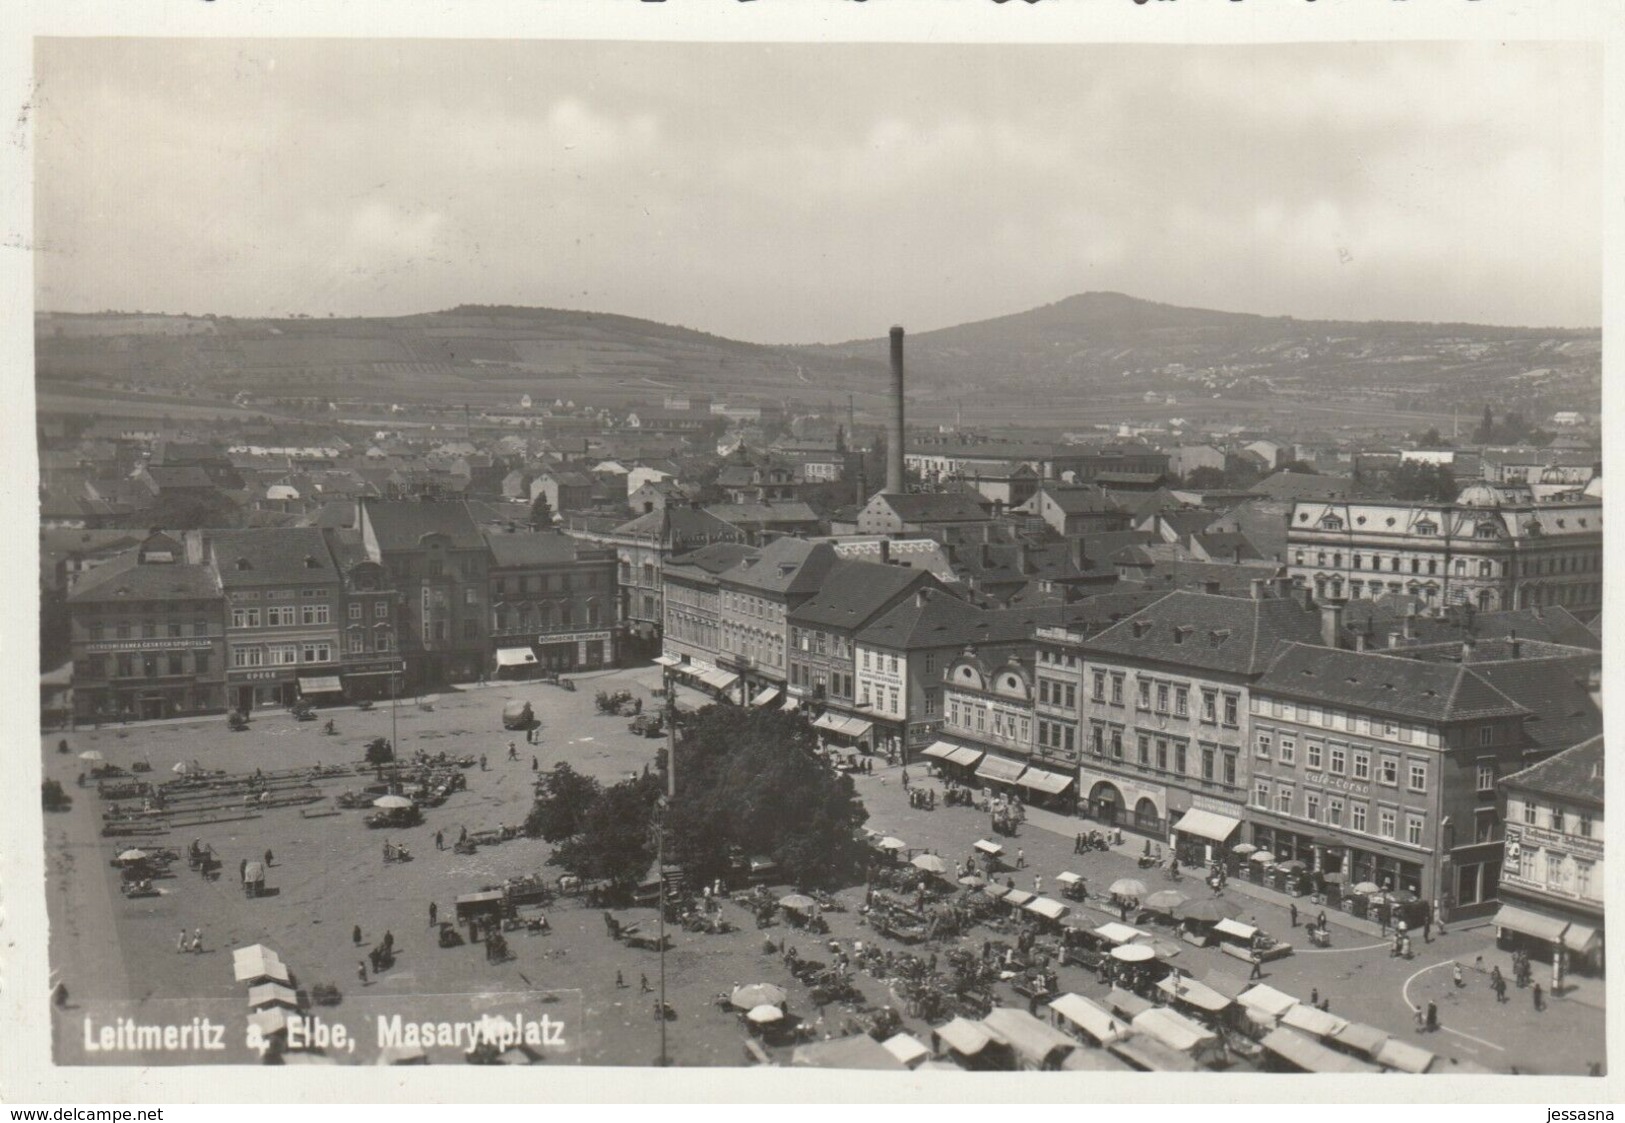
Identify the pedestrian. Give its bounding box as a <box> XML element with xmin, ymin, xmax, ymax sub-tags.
<box><xmin>1452</xmin><ymin>962</ymin><xmax>1464</xmax><ymax>988</ymax></box>
<box><xmin>177</xmin><ymin>928</ymin><xmax>188</xmax><ymax>953</ymax></box>
<box><xmin>1310</xmin><ymin>988</ymin><xmax>1319</xmax><ymax>1007</ymax></box>
<box><xmin>264</xmin><ymin>849</ymin><xmax>273</xmax><ymax>867</ymax></box>
<box><xmin>1248</xmin><ymin>954</ymin><xmax>1264</xmax><ymax>982</ymax></box>
<box><xmin>429</xmin><ymin>901</ymin><xmax>438</xmax><ymax>927</ymax></box>
<box><xmin>616</xmin><ymin>970</ymin><xmax>626</xmax><ymax>989</ymax></box>
<box><xmin>480</xmin><ymin>754</ymin><xmax>488</xmax><ymax>771</ymax></box>
<box><xmin>435</xmin><ymin>830</ymin><xmax>444</xmax><ymax>851</ymax></box>
<box><xmin>239</xmin><ymin>858</ymin><xmax>247</xmax><ymax>883</ymax></box>
<box><xmin>1289</xmin><ymin>903</ymin><xmax>1298</xmax><ymax>928</ymax></box>
<box><xmin>1425</xmin><ymin>1001</ymin><xmax>1438</xmax><ymax>1032</ymax></box>
<box><xmin>1317</xmin><ymin>910</ymin><xmax>1327</xmax><ymax>931</ymax></box>
<box><xmin>353</xmin><ymin>924</ymin><xmax>363</xmax><ymax>945</ymax></box>
<box><xmin>1017</xmin><ymin>848</ymin><xmax>1026</xmax><ymax>869</ymax></box>
<box><xmin>901</xmin><ymin>768</ymin><xmax>909</xmax><ymax>790</ymax></box>
<box><xmin>191</xmin><ymin>928</ymin><xmax>203</xmax><ymax>953</ymax></box>
<box><xmin>1423</xmin><ymin>918</ymin><xmax>1433</xmax><ymax>944</ymax></box>
<box><xmin>532</xmin><ymin>756</ymin><xmax>539</xmax><ymax>771</ymax></box>
<box><xmin>1533</xmin><ymin>983</ymin><xmax>1545</xmax><ymax>1012</ymax></box>
<box><xmin>1493</xmin><ymin>970</ymin><xmax>1508</xmax><ymax>1004</ymax></box>
<box><xmin>1034</xmin><ymin>875</ymin><xmax>1043</xmax><ymax>895</ymax></box>
<box><xmin>508</xmin><ymin>741</ymin><xmax>517</xmax><ymax>761</ymax></box>
<box><xmin>358</xmin><ymin>960</ymin><xmax>368</xmax><ymax>986</ymax></box>
<box><xmin>383</xmin><ymin>930</ymin><xmax>394</xmax><ymax>953</ymax></box>
<box><xmin>640</xmin><ymin>973</ymin><xmax>651</xmax><ymax>994</ymax></box>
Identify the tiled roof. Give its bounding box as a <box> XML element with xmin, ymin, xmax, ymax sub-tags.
<box><xmin>1502</xmin><ymin>736</ymin><xmax>1603</xmax><ymax>807</ymax></box>
<box><xmin>1463</xmin><ymin>655</ymin><xmax>1600</xmax><ymax>753</ymax></box>
<box><xmin>612</xmin><ymin>505</ymin><xmax>742</xmax><ymax>545</ymax></box>
<box><xmin>1192</xmin><ymin>531</ymin><xmax>1264</xmax><ymax>561</ymax></box>
<box><xmin>362</xmin><ymin>499</ymin><xmax>486</xmax><ymax>550</ymax></box>
<box><xmin>1082</xmin><ymin>590</ymin><xmax>1325</xmax><ymax>677</ymax></box>
<box><xmin>1251</xmin><ymin>472</ymin><xmax>1376</xmax><ymax>502</ymax></box>
<box><xmin>664</xmin><ymin>542</ymin><xmax>759</xmax><ymax>577</ymax></box>
<box><xmin>1031</xmin><ymin>484</ymin><xmax>1119</xmax><ymax>515</ymax></box>
<box><xmin>788</xmin><ymin>560</ymin><xmax>933</xmax><ymax>631</ymax></box>
<box><xmin>69</xmin><ymin>550</ymin><xmax>222</xmax><ymax>603</ymax></box>
<box><xmin>721</xmin><ymin>538</ymin><xmax>837</xmax><ymax>596</ymax></box>
<box><xmin>876</xmin><ymin>492</ymin><xmax>992</xmax><ymax>523</ymax></box>
<box><xmin>484</xmin><ymin>530</ymin><xmax>584</xmax><ymax>569</ymax></box>
<box><xmin>704</xmin><ymin>501</ymin><xmax>820</xmax><ymax>525</ymax></box>
<box><xmin>1254</xmin><ymin>643</ymin><xmax>1528</xmax><ymax>724</ymax></box>
<box><xmin>208</xmin><ymin>527</ymin><xmax>340</xmax><ymax>587</ymax></box>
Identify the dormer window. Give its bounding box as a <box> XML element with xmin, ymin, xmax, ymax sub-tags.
<box><xmin>1415</xmin><ymin>521</ymin><xmax>1436</xmax><ymax>536</ymax></box>
<box><xmin>234</xmin><ymin>558</ymin><xmax>252</xmax><ymax>571</ymax></box>
<box><xmin>1320</xmin><ymin>516</ymin><xmax>1344</xmax><ymax>530</ymax></box>
<box><xmin>304</xmin><ymin>556</ymin><xmax>321</xmax><ymax>569</ymax></box>
<box><xmin>1208</xmin><ymin>629</ymin><xmax>1231</xmax><ymax>648</ymax></box>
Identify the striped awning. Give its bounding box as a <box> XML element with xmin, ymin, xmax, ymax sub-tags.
<box><xmin>750</xmin><ymin>687</ymin><xmax>780</xmax><ymax>708</ymax></box>
<box><xmin>975</xmin><ymin>754</ymin><xmax>1026</xmax><ymax>784</ymax></box>
<box><xmin>945</xmin><ymin>746</ymin><xmax>984</xmax><ymax>768</ymax></box>
<box><xmin>1017</xmin><ymin>767</ymin><xmax>1074</xmax><ymax>795</ymax></box>
<box><xmin>921</xmin><ymin>741</ymin><xmax>958</xmax><ymax>761</ymax></box>
<box><xmin>1493</xmin><ymin>903</ymin><xmax>1570</xmax><ymax>944</ymax></box>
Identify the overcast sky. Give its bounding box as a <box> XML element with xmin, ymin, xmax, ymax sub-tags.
<box><xmin>33</xmin><ymin>39</ymin><xmax>1601</xmax><ymax>343</ymax></box>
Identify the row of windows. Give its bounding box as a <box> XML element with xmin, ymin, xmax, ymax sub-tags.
<box><xmin>858</xmin><ymin>680</ymin><xmax>906</xmax><ymax>715</ymax></box>
<box><xmin>88</xmin><ymin>620</ymin><xmax>211</xmax><ymax>641</ymax></box>
<box><xmin>1036</xmin><ymin>718</ymin><xmax>1076</xmax><ymax>754</ymax></box>
<box><xmin>492</xmin><ymin>602</ymin><xmax>603</xmax><ymax>631</ymax></box>
<box><xmin>1087</xmin><ymin>722</ymin><xmax>1240</xmax><ymax>787</ymax></box>
<box><xmin>492</xmin><ymin>572</ymin><xmax>604</xmax><ymax>596</ymax></box>
<box><xmin>791</xmin><ymin>627</ymin><xmax>851</xmax><ymax>660</ymax></box>
<box><xmin>946</xmin><ymin>696</ymin><xmax>1031</xmax><ymax>744</ymax></box>
<box><xmin>87</xmin><ymin>651</ymin><xmax>212</xmax><ymax>679</ymax></box>
<box><xmin>861</xmin><ymin>649</ymin><xmax>904</xmax><ymax>675</ymax></box>
<box><xmin>1253</xmin><ymin>729</ymin><xmax>1431</xmax><ymax>792</ymax></box>
<box><xmin>231</xmin><ymin>642</ymin><xmax>335</xmax><ymax>668</ymax></box>
<box><xmin>1509</xmin><ymin>848</ymin><xmax>1599</xmax><ymax>901</ymax></box>
<box><xmin>1255</xmin><ymin>780</ymin><xmax>1426</xmax><ymax>846</ymax></box>
<box><xmin>346</xmin><ymin>601</ymin><xmax>392</xmax><ymax>621</ymax></box>
<box><xmin>1297</xmin><ymin>551</ymin><xmax>1498</xmax><ymax>578</ymax></box>
<box><xmin>1036</xmin><ymin>677</ymin><xmax>1077</xmax><ymax>710</ymax></box>
<box><xmin>1251</xmin><ymin>697</ymin><xmax>1442</xmax><ymax>748</ymax></box>
<box><xmin>721</xmin><ymin>590</ymin><xmax>781</xmax><ymax>621</ymax></box>
<box><xmin>231</xmin><ymin>605</ymin><xmax>333</xmax><ymax>628</ymax></box>
<box><xmin>1514</xmin><ymin>798</ymin><xmax>1596</xmax><ymax>838</ymax></box>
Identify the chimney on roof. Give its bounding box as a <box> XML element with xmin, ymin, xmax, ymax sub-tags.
<box><xmin>1354</xmin><ymin>630</ymin><xmax>1367</xmax><ymax>652</ymax></box>
<box><xmin>1388</xmin><ymin>629</ymin><xmax>1404</xmax><ymax>649</ymax></box>
<box><xmin>1233</xmin><ymin>544</ymin><xmax>1243</xmax><ymax>565</ymax></box>
<box><xmin>916</xmin><ymin>587</ymin><xmax>930</xmax><ymax>609</ymax></box>
<box><xmin>879</xmin><ymin>538</ymin><xmax>890</xmax><ymax>565</ymax></box>
<box><xmin>1402</xmin><ymin>612</ymin><xmax>1415</xmax><ymax>641</ymax></box>
<box><xmin>1250</xmin><ymin>578</ymin><xmax>1268</xmax><ymax>601</ymax></box>
<box><xmin>886</xmin><ymin>327</ymin><xmax>906</xmax><ymax>495</ymax></box>
<box><xmin>1202</xmin><ymin>579</ymin><xmax>1221</xmax><ymax>595</ymax></box>
<box><xmin>1508</xmin><ymin>630</ymin><xmax>1520</xmax><ymax>659</ymax></box>
<box><xmin>1320</xmin><ymin>602</ymin><xmax>1344</xmax><ymax>649</ymax></box>
<box><xmin>1069</xmin><ymin>538</ymin><xmax>1088</xmax><ymax>571</ymax></box>
<box><xmin>1460</xmin><ymin>637</ymin><xmax>1475</xmax><ymax>662</ymax></box>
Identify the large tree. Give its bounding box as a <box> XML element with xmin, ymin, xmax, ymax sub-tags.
<box><xmin>529</xmin><ymin>490</ymin><xmax>554</xmax><ymax>528</ymax></box>
<box><xmin>526</xmin><ymin>762</ymin><xmax>602</xmax><ymax>842</ymax></box>
<box><xmin>548</xmin><ymin>772</ymin><xmax>664</xmax><ymax>890</ymax></box>
<box><xmin>662</xmin><ymin>706</ymin><xmax>870</xmax><ymax>889</ymax></box>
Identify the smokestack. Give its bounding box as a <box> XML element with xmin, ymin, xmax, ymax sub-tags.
<box><xmin>887</xmin><ymin>326</ymin><xmax>906</xmax><ymax>494</ymax></box>
<box><xmin>1320</xmin><ymin>602</ymin><xmax>1344</xmax><ymax>649</ymax></box>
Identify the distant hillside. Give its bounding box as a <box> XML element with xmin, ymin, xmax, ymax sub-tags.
<box><xmin>36</xmin><ymin>293</ymin><xmax>1598</xmax><ymax>431</ymax></box>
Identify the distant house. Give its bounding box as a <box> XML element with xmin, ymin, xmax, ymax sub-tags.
<box><xmin>857</xmin><ymin>492</ymin><xmax>993</xmax><ymax>536</ymax></box>
<box><xmin>1012</xmin><ymin>483</ymin><xmax>1130</xmax><ymax>538</ymax></box>
<box><xmin>704</xmin><ymin>500</ymin><xmax>821</xmax><ymax>545</ymax></box>
<box><xmin>531</xmin><ymin>467</ymin><xmax>595</xmax><ymax>515</ymax></box>
<box><xmin>628</xmin><ymin>479</ymin><xmax>692</xmax><ymax>515</ymax></box>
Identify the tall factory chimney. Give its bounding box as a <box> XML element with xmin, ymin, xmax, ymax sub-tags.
<box><xmin>887</xmin><ymin>326</ymin><xmax>906</xmax><ymax>494</ymax></box>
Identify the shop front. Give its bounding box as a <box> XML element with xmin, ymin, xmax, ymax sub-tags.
<box><xmin>296</xmin><ymin>674</ymin><xmax>344</xmax><ymax>705</ymax></box>
<box><xmin>812</xmin><ymin>711</ymin><xmax>874</xmax><ymax>754</ymax></box>
<box><xmin>1170</xmin><ymin>800</ymin><xmax>1243</xmax><ymax>867</ymax></box>
<box><xmin>339</xmin><ymin>659</ymin><xmax>404</xmax><ymax>702</ymax></box>
<box><xmin>230</xmin><ymin>668</ymin><xmax>299</xmax><ymax>712</ymax></box>
<box><xmin>1015</xmin><ymin>763</ymin><xmax>1077</xmax><ymax>813</ymax></box>
<box><xmin>974</xmin><ymin>751</ymin><xmax>1027</xmax><ymax>793</ymax></box>
<box><xmin>1079</xmin><ymin>766</ymin><xmax>1167</xmax><ymax>839</ymax></box>
<box><xmin>532</xmin><ymin>629</ymin><xmax>613</xmax><ymax>673</ymax></box>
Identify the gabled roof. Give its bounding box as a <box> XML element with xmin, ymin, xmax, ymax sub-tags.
<box><xmin>874</xmin><ymin>491</ymin><xmax>992</xmax><ymax>523</ymax></box>
<box><xmin>69</xmin><ymin>549</ymin><xmax>222</xmax><ymax>603</ymax></box>
<box><xmin>612</xmin><ymin>505</ymin><xmax>742</xmax><ymax>546</ymax></box>
<box><xmin>484</xmin><ymin>530</ymin><xmax>583</xmax><ymax>569</ymax></box>
<box><xmin>362</xmin><ymin>499</ymin><xmax>485</xmax><ymax>550</ymax></box>
<box><xmin>208</xmin><ymin>527</ymin><xmax>340</xmax><ymax>587</ymax></box>
<box><xmin>1029</xmin><ymin>484</ymin><xmax>1119</xmax><ymax>516</ymax></box>
<box><xmin>789</xmin><ymin>560</ymin><xmax>933</xmax><ymax>632</ymax></box>
<box><xmin>1251</xmin><ymin>472</ymin><xmax>1375</xmax><ymax>502</ymax></box>
<box><xmin>1083</xmin><ymin>591</ymin><xmax>1324</xmax><ymax>677</ymax></box>
<box><xmin>664</xmin><ymin>542</ymin><xmax>759</xmax><ymax>577</ymax></box>
<box><xmin>1502</xmin><ymin>736</ymin><xmax>1603</xmax><ymax>807</ymax></box>
<box><xmin>1254</xmin><ymin>642</ymin><xmax>1528</xmax><ymax>724</ymax></box>
<box><xmin>704</xmin><ymin>501</ymin><xmax>820</xmax><ymax>526</ymax></box>
<box><xmin>721</xmin><ymin>537</ymin><xmax>837</xmax><ymax>596</ymax></box>
<box><xmin>1463</xmin><ymin>654</ymin><xmax>1600</xmax><ymax>754</ymax></box>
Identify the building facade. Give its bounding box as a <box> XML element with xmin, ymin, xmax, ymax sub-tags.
<box><xmin>325</xmin><ymin>528</ymin><xmax>404</xmax><ymax>702</ymax></box>
<box><xmin>208</xmin><ymin>528</ymin><xmax>345</xmax><ymax>711</ymax></box>
<box><xmin>1497</xmin><ymin>736</ymin><xmax>1604</xmax><ymax>974</ymax></box>
<box><xmin>1285</xmin><ymin>489</ymin><xmax>1602</xmax><ymax>615</ymax></box>
<box><xmin>486</xmin><ymin>530</ymin><xmax>619</xmax><ymax>675</ymax></box>
<box><xmin>67</xmin><ymin>533</ymin><xmax>227</xmax><ymax>722</ymax></box>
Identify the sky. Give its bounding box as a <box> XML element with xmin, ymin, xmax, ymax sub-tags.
<box><xmin>32</xmin><ymin>39</ymin><xmax>1603</xmax><ymax>344</ymax></box>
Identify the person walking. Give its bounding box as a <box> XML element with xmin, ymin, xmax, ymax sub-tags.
<box><xmin>1452</xmin><ymin>962</ymin><xmax>1464</xmax><ymax>988</ymax></box>
<box><xmin>429</xmin><ymin>901</ymin><xmax>438</xmax><ymax>927</ymax></box>
<box><xmin>640</xmin><ymin>973</ymin><xmax>651</xmax><ymax>994</ymax></box>
<box><xmin>239</xmin><ymin>858</ymin><xmax>248</xmax><ymax>883</ymax></box>
<box><xmin>1034</xmin><ymin>875</ymin><xmax>1043</xmax><ymax>895</ymax></box>
<box><xmin>191</xmin><ymin>928</ymin><xmax>203</xmax><ymax>954</ymax></box>
<box><xmin>353</xmin><ymin>924</ymin><xmax>363</xmax><ymax>946</ymax></box>
<box><xmin>1425</xmin><ymin>1001</ymin><xmax>1438</xmax><ymax>1032</ymax></box>
<box><xmin>1492</xmin><ymin>968</ymin><xmax>1508</xmax><ymax>1004</ymax></box>
<box><xmin>1248</xmin><ymin>954</ymin><xmax>1265</xmax><ymax>982</ymax></box>
<box><xmin>1533</xmin><ymin>983</ymin><xmax>1545</xmax><ymax>1012</ymax></box>
<box><xmin>480</xmin><ymin>754</ymin><xmax>488</xmax><ymax>771</ymax></box>
<box><xmin>532</xmin><ymin>756</ymin><xmax>539</xmax><ymax>771</ymax></box>
<box><xmin>1017</xmin><ymin>848</ymin><xmax>1026</xmax><ymax>870</ymax></box>
<box><xmin>177</xmin><ymin>928</ymin><xmax>188</xmax><ymax>954</ymax></box>
<box><xmin>435</xmin><ymin>829</ymin><xmax>444</xmax><ymax>851</ymax></box>
<box><xmin>1289</xmin><ymin>903</ymin><xmax>1298</xmax><ymax>928</ymax></box>
<box><xmin>357</xmin><ymin>960</ymin><xmax>368</xmax><ymax>986</ymax></box>
<box><xmin>264</xmin><ymin>849</ymin><xmax>274</xmax><ymax>868</ymax></box>
<box><xmin>1423</xmin><ymin>917</ymin><xmax>1432</xmax><ymax>944</ymax></box>
<box><xmin>507</xmin><ymin>741</ymin><xmax>518</xmax><ymax>762</ymax></box>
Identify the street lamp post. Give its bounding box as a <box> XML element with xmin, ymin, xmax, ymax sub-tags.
<box><xmin>654</xmin><ymin>664</ymin><xmax>678</xmax><ymax>1066</ymax></box>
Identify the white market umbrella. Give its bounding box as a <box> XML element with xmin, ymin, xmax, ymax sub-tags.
<box><xmin>747</xmin><ymin>1004</ymin><xmax>785</xmax><ymax>1025</ymax></box>
<box><xmin>372</xmin><ymin>795</ymin><xmax>413</xmax><ymax>809</ymax></box>
<box><xmin>731</xmin><ymin>983</ymin><xmax>787</xmax><ymax>1010</ymax></box>
<box><xmin>78</xmin><ymin>750</ymin><xmax>105</xmax><ymax>762</ymax></box>
<box><xmin>877</xmin><ymin>837</ymin><xmax>907</xmax><ymax>852</ymax></box>
<box><xmin>1111</xmin><ymin>943</ymin><xmax>1157</xmax><ymax>963</ymax></box>
<box><xmin>116</xmin><ymin>849</ymin><xmax>149</xmax><ymax>863</ymax></box>
<box><xmin>911</xmin><ymin>854</ymin><xmax>947</xmax><ymax>874</ymax></box>
<box><xmin>172</xmin><ymin>762</ymin><xmax>190</xmax><ymax>774</ymax></box>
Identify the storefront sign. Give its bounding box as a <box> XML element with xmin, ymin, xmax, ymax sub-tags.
<box><xmin>1299</xmin><ymin>772</ymin><xmax>1371</xmax><ymax>796</ymax></box>
<box><xmin>1190</xmin><ymin>793</ymin><xmax>1246</xmax><ymax>816</ymax></box>
<box><xmin>87</xmin><ymin>639</ymin><xmax>214</xmax><ymax>653</ymax></box>
<box><xmin>534</xmin><ymin>631</ymin><xmax>611</xmax><ymax>646</ymax></box>
<box><xmin>228</xmin><ymin>669</ymin><xmax>297</xmax><ymax>682</ymax></box>
<box><xmin>1514</xmin><ymin>824</ymin><xmax>1603</xmax><ymax>861</ymax></box>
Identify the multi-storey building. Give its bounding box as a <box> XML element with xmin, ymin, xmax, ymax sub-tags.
<box><xmin>786</xmin><ymin>560</ymin><xmax>936</xmax><ymax>751</ymax></box>
<box><xmin>713</xmin><ymin>538</ymin><xmax>837</xmax><ymax>703</ymax></box>
<box><xmin>485</xmin><ymin>529</ymin><xmax>619</xmax><ymax>675</ymax></box>
<box><xmin>1497</xmin><ymin>735</ymin><xmax>1604</xmax><ymax>975</ymax></box>
<box><xmin>67</xmin><ymin>532</ymin><xmax>227</xmax><ymax>722</ymax></box>
<box><xmin>940</xmin><ymin>651</ymin><xmax>1060</xmax><ymax>802</ymax></box>
<box><xmin>359</xmin><ymin>499</ymin><xmax>491</xmax><ymax>688</ymax></box>
<box><xmin>324</xmin><ymin>528</ymin><xmax>403</xmax><ymax>702</ymax></box>
<box><xmin>1285</xmin><ymin>486</ymin><xmax>1602</xmax><ymax>614</ymax></box>
<box><xmin>1075</xmin><ymin>583</ymin><xmax>1326</xmax><ymax>848</ymax></box>
<box><xmin>659</xmin><ymin>542</ymin><xmax>759</xmax><ymax>670</ymax></box>
<box><xmin>207</xmin><ymin>527</ymin><xmax>345</xmax><ymax>711</ymax></box>
<box><xmin>1248</xmin><ymin>643</ymin><xmax>1533</xmax><ymax>917</ymax></box>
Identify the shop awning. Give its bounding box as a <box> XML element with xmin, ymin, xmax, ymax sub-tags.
<box><xmin>1171</xmin><ymin>808</ymin><xmax>1241</xmax><ymax>843</ymax></box>
<box><xmin>781</xmin><ymin>696</ymin><xmax>801</xmax><ymax>711</ymax></box>
<box><xmin>1132</xmin><ymin>1008</ymin><xmax>1216</xmax><ymax>1055</ymax></box>
<box><xmin>1375</xmin><ymin>1037</ymin><xmax>1437</xmax><ymax>1074</ymax></box>
<box><xmin>1262</xmin><ymin>1028</ymin><xmax>1363</xmax><ymax>1074</ymax></box>
<box><xmin>975</xmin><ymin>754</ymin><xmax>1026</xmax><ymax>784</ymax></box>
<box><xmin>233</xmin><ymin>944</ymin><xmax>289</xmax><ymax>985</ymax></box>
<box><xmin>1025</xmin><ymin>897</ymin><xmax>1069</xmax><ymax>921</ymax></box>
<box><xmin>297</xmin><ymin>675</ymin><xmax>342</xmax><ymax>694</ymax></box>
<box><xmin>1093</xmin><ymin>922</ymin><xmax>1148</xmax><ymax>946</ymax></box>
<box><xmin>973</xmin><ymin>839</ymin><xmax>1004</xmax><ymax>856</ymax></box>
<box><xmin>1106</xmin><ymin>986</ymin><xmax>1153</xmax><ymax>1020</ymax></box>
<box><xmin>1237</xmin><ymin>985</ymin><xmax>1298</xmax><ymax>1021</ymax></box>
<box><xmin>750</xmin><ymin>687</ymin><xmax>780</xmax><ymax>707</ymax></box>
<box><xmin>653</xmin><ymin>654</ymin><xmax>681</xmax><ymax>667</ymax></box>
<box><xmin>1156</xmin><ymin>975</ymin><xmax>1232</xmax><ymax>1014</ymax></box>
<box><xmin>880</xmin><ymin>1032</ymin><xmax>930</xmax><ymax>1069</ymax></box>
<box><xmin>1049</xmin><ymin>993</ymin><xmax>1127</xmax><ymax>1045</ymax></box>
<box><xmin>494</xmin><ymin>648</ymin><xmax>537</xmax><ymax>667</ymax></box>
<box><xmin>1108</xmin><ymin>1037</ymin><xmax>1203</xmax><ymax>1073</ymax></box>
<box><xmin>1281</xmin><ymin>1002</ymin><xmax>1348</xmax><ymax>1040</ymax></box>
<box><xmin>934</xmin><ymin>1016</ymin><xmax>1000</xmax><ymax>1056</ymax></box>
<box><xmin>1003</xmin><ymin>889</ymin><xmax>1036</xmax><ymax>908</ymax></box>
<box><xmin>1493</xmin><ymin>903</ymin><xmax>1570</xmax><ymax>945</ymax></box>
<box><xmin>946</xmin><ymin>746</ymin><xmax>985</xmax><ymax>768</ymax></box>
<box><xmin>812</xmin><ymin>713</ymin><xmax>872</xmax><ymax>739</ymax></box>
<box><xmin>921</xmin><ymin>741</ymin><xmax>958</xmax><ymax>761</ymax></box>
<box><xmin>1328</xmin><ymin>1021</ymin><xmax>1389</xmax><ymax>1059</ymax></box>
<box><xmin>1213</xmin><ymin>918</ymin><xmax>1258</xmax><ymax>941</ymax></box>
<box><xmin>698</xmin><ymin>668</ymin><xmax>739</xmax><ymax>692</ymax></box>
<box><xmin>1563</xmin><ymin>921</ymin><xmax>1600</xmax><ymax>953</ymax></box>
<box><xmin>1017</xmin><ymin>767</ymin><xmax>1075</xmax><ymax>795</ymax></box>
